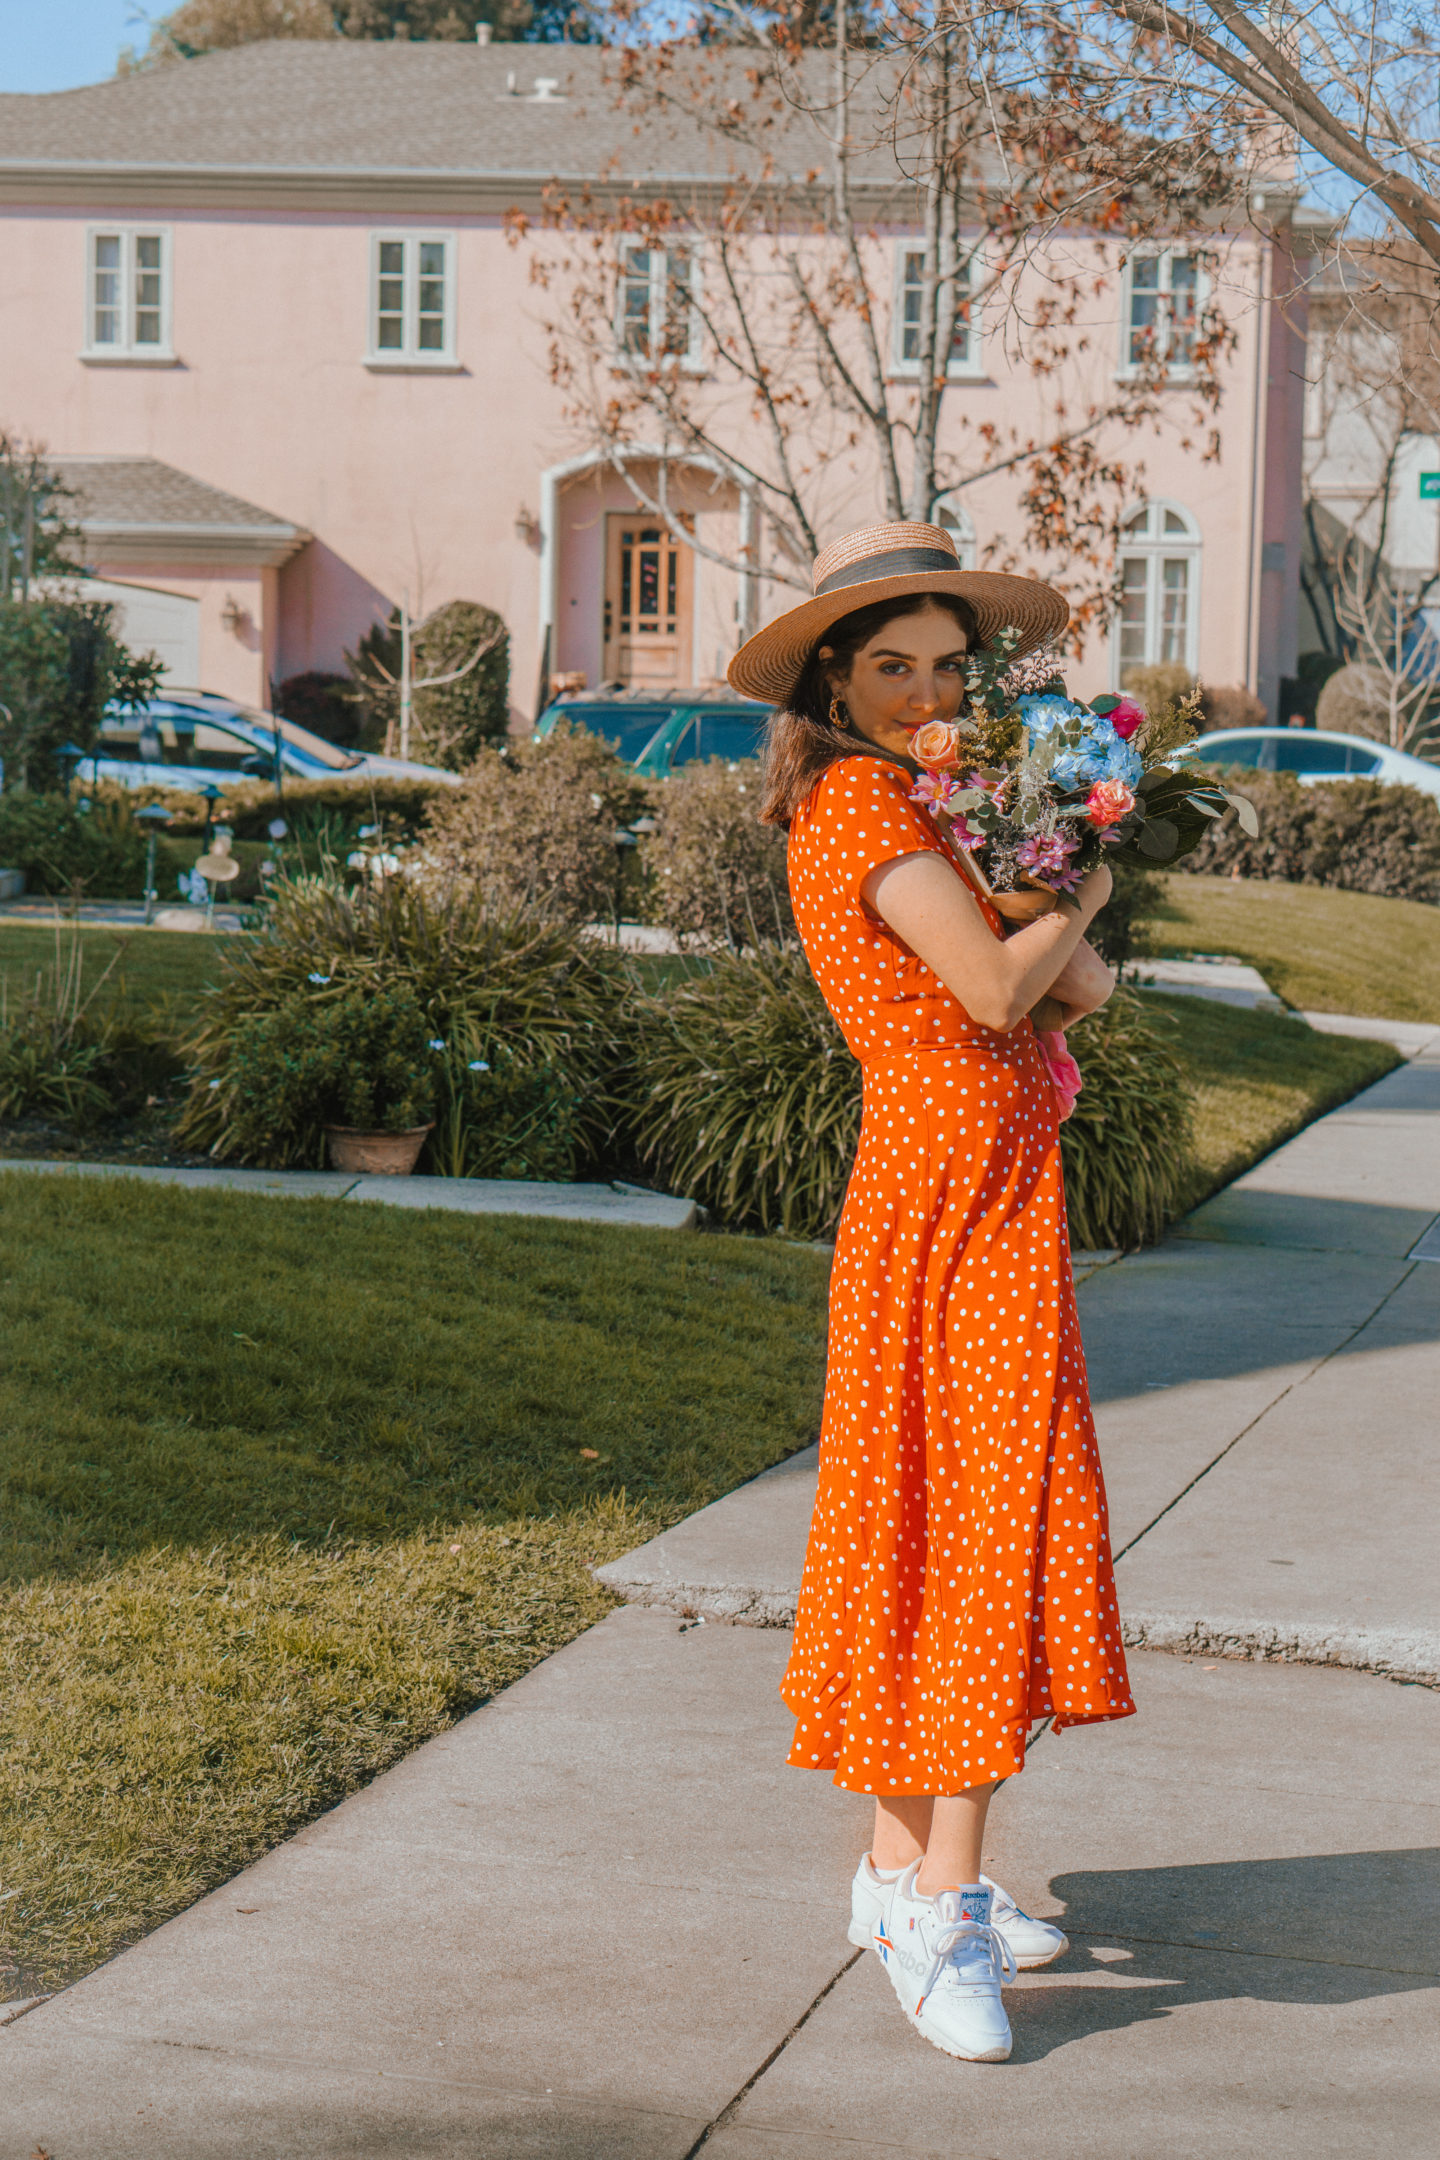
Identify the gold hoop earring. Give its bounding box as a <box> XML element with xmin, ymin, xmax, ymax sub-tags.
<box><xmin>828</xmin><ymin>693</ymin><xmax>850</xmax><ymax>733</ymax></box>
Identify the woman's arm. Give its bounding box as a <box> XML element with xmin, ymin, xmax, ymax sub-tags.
<box><xmin>860</xmin><ymin>853</ymin><xmax>1113</xmax><ymax>1034</ymax></box>
<box><xmin>1040</xmin><ymin>937</ymin><xmax>1117</xmax><ymax>1030</ymax></box>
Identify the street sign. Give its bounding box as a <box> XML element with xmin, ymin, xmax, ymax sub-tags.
<box><xmin>1420</xmin><ymin>472</ymin><xmax>1440</xmax><ymax>499</ymax></box>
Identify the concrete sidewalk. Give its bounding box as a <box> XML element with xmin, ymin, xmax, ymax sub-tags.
<box><xmin>0</xmin><ymin>1158</ymin><xmax>700</xmax><ymax>1229</ymax></box>
<box><xmin>3</xmin><ymin>1041</ymin><xmax>1437</xmax><ymax>2154</ymax></box>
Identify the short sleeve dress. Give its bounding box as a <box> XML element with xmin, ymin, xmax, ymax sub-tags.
<box><xmin>780</xmin><ymin>754</ymin><xmax>1134</xmax><ymax>1795</ymax></box>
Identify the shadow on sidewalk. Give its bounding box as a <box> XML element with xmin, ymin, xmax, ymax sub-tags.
<box><xmin>1006</xmin><ymin>1848</ymin><xmax>1440</xmax><ymax>2059</ymax></box>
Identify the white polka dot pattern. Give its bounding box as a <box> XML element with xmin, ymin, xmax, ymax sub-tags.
<box><xmin>779</xmin><ymin>757</ymin><xmax>1135</xmax><ymax>1794</ymax></box>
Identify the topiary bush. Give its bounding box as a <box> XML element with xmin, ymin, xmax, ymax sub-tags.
<box><xmin>643</xmin><ymin>758</ymin><xmax>793</xmax><ymax>950</ymax></box>
<box><xmin>347</xmin><ymin>600</ymin><xmax>510</xmax><ymax>769</ymax></box>
<box><xmin>627</xmin><ymin>954</ymin><xmax>1194</xmax><ymax>1247</ymax></box>
<box><xmin>175</xmin><ymin>875</ymin><xmax>628</xmax><ymax>1176</ymax></box>
<box><xmin>420</xmin><ymin>724</ymin><xmax>651</xmax><ymax>926</ymax></box>
<box><xmin>1175</xmin><ymin>769</ymin><xmax>1440</xmax><ymax>903</ymax></box>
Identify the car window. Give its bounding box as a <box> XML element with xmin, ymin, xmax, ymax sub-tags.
<box><xmin>1203</xmin><ymin>734</ymin><xmax>1269</xmax><ymax>769</ymax></box>
<box><xmin>698</xmin><ymin>713</ymin><xmax>767</xmax><ymax>762</ymax></box>
<box><xmin>204</xmin><ymin>702</ymin><xmax>362</xmax><ymax>771</ymax></box>
<box><xmin>1345</xmin><ymin>745</ymin><xmax>1382</xmax><ymax>774</ymax></box>
<box><xmin>188</xmin><ymin>722</ymin><xmax>259</xmax><ymax>772</ymax></box>
<box><xmin>549</xmin><ymin>704</ymin><xmax>671</xmax><ymax>765</ymax></box>
<box><xmin>1274</xmin><ymin>735</ymin><xmax>1348</xmax><ymax>774</ymax></box>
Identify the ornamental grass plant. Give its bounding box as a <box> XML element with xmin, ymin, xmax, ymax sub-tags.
<box><xmin>175</xmin><ymin>875</ymin><xmax>628</xmax><ymax>1176</ymax></box>
<box><xmin>627</xmin><ymin>953</ymin><xmax>1195</xmax><ymax>1247</ymax></box>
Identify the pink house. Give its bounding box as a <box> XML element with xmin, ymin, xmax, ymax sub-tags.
<box><xmin>0</xmin><ymin>40</ymin><xmax>1308</xmax><ymax>720</ymax></box>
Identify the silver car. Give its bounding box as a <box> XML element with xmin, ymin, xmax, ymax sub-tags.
<box><xmin>80</xmin><ymin>690</ymin><xmax>460</xmax><ymax>793</ymax></box>
<box><xmin>1193</xmin><ymin>725</ymin><xmax>1440</xmax><ymax>798</ymax></box>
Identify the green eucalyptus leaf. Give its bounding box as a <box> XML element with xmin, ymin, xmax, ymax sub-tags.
<box><xmin>1136</xmin><ymin>817</ymin><xmax>1180</xmax><ymax>860</ymax></box>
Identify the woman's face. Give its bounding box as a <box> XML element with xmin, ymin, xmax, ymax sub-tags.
<box><xmin>823</xmin><ymin>602</ymin><xmax>969</xmax><ymax>761</ymax></box>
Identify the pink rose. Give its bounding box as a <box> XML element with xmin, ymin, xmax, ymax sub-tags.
<box><xmin>1036</xmin><ymin>1030</ymin><xmax>1083</xmax><ymax>1122</ymax></box>
<box><xmin>1108</xmin><ymin>698</ymin><xmax>1147</xmax><ymax>740</ymax></box>
<box><xmin>910</xmin><ymin>718</ymin><xmax>966</xmax><ymax>770</ymax></box>
<box><xmin>1084</xmin><ymin>779</ymin><xmax>1136</xmax><ymax>828</ymax></box>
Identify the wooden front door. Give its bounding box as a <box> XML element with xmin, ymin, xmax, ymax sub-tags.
<box><xmin>603</xmin><ymin>516</ymin><xmax>693</xmax><ymax>687</ymax></box>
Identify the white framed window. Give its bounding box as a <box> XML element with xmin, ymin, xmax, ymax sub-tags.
<box><xmin>615</xmin><ymin>244</ymin><xmax>702</xmax><ymax>364</ymax></box>
<box><xmin>1114</xmin><ymin>500</ymin><xmax>1202</xmax><ymax>679</ymax></box>
<box><xmin>893</xmin><ymin>244</ymin><xmax>982</xmax><ymax>376</ymax></box>
<box><xmin>1121</xmin><ymin>250</ymin><xmax>1201</xmax><ymax>374</ymax></box>
<box><xmin>931</xmin><ymin>492</ymin><xmax>977</xmax><ymax>568</ymax></box>
<box><xmin>367</xmin><ymin>233</ymin><xmax>456</xmax><ymax>366</ymax></box>
<box><xmin>83</xmin><ymin>227</ymin><xmax>172</xmax><ymax>360</ymax></box>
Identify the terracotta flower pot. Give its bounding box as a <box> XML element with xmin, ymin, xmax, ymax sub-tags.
<box><xmin>989</xmin><ymin>883</ymin><xmax>1065</xmax><ymax>925</ymax></box>
<box><xmin>324</xmin><ymin>1123</ymin><xmax>434</xmax><ymax>1176</ymax></box>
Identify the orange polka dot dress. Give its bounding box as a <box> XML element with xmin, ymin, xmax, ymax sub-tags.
<box><xmin>781</xmin><ymin>755</ymin><xmax>1134</xmax><ymax>1794</ymax></box>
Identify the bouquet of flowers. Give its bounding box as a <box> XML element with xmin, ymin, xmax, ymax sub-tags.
<box><xmin>907</xmin><ymin>631</ymin><xmax>1258</xmax><ymax>926</ymax></box>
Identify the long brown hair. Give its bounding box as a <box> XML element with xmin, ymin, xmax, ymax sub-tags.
<box><xmin>757</xmin><ymin>591</ymin><xmax>982</xmax><ymax>828</ymax></box>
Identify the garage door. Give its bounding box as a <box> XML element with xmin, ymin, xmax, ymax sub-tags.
<box><xmin>76</xmin><ymin>578</ymin><xmax>201</xmax><ymax>688</ymax></box>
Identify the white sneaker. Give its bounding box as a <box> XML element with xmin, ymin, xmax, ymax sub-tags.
<box><xmin>870</xmin><ymin>1866</ymin><xmax>1015</xmax><ymax>2061</ymax></box>
<box><xmin>849</xmin><ymin>1856</ymin><xmax>1068</xmax><ymax>1970</ymax></box>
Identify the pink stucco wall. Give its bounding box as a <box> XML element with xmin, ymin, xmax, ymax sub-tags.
<box><xmin>0</xmin><ymin>200</ymin><xmax>1303</xmax><ymax>717</ymax></box>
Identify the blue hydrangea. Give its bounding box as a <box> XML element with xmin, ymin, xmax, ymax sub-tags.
<box><xmin>1018</xmin><ymin>695</ymin><xmax>1142</xmax><ymax>792</ymax></box>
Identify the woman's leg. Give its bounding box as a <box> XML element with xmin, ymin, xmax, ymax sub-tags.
<box><xmin>915</xmin><ymin>1781</ymin><xmax>997</xmax><ymax>1896</ymax></box>
<box><xmin>871</xmin><ymin>1794</ymin><xmax>933</xmax><ymax>1871</ymax></box>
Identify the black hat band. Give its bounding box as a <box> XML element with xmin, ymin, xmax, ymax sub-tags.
<box><xmin>815</xmin><ymin>545</ymin><xmax>959</xmax><ymax>596</ymax></box>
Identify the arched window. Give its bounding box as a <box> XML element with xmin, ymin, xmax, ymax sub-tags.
<box><xmin>1116</xmin><ymin>501</ymin><xmax>1201</xmax><ymax>679</ymax></box>
<box><xmin>931</xmin><ymin>493</ymin><xmax>976</xmax><ymax>569</ymax></box>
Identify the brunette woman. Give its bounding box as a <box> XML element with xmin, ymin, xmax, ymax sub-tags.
<box><xmin>729</xmin><ymin>521</ymin><xmax>1134</xmax><ymax>2063</ymax></box>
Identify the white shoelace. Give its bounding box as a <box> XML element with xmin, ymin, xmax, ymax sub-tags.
<box><xmin>915</xmin><ymin>1916</ymin><xmax>1018</xmax><ymax>2014</ymax></box>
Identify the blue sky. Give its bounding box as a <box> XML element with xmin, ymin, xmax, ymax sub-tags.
<box><xmin>0</xmin><ymin>2</ymin><xmax>146</xmax><ymax>94</ymax></box>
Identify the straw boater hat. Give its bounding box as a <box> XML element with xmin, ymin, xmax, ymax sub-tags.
<box><xmin>727</xmin><ymin>520</ymin><xmax>1070</xmax><ymax>704</ymax></box>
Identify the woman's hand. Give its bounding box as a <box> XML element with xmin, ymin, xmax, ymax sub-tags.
<box><xmin>1074</xmin><ymin>862</ymin><xmax>1113</xmax><ymax>923</ymax></box>
<box><xmin>1041</xmin><ymin>938</ymin><xmax>1116</xmax><ymax>1028</ymax></box>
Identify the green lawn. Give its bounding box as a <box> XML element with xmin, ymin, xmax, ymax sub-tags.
<box><xmin>0</xmin><ymin>1182</ymin><xmax>828</xmax><ymax>1995</ymax></box>
<box><xmin>1145</xmin><ymin>873</ymin><xmax>1440</xmax><ymax>1023</ymax></box>
<box><xmin>0</xmin><ymin>921</ymin><xmax>231</xmax><ymax>1015</ymax></box>
<box><xmin>1144</xmin><ymin>992</ymin><xmax>1400</xmax><ymax>1213</ymax></box>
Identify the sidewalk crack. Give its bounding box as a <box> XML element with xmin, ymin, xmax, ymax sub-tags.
<box><xmin>679</xmin><ymin>1949</ymin><xmax>862</xmax><ymax>2159</ymax></box>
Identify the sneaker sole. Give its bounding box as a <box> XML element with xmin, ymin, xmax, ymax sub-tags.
<box><xmin>849</xmin><ymin>1917</ymin><xmax>1068</xmax><ymax>1970</ymax></box>
<box><xmin>908</xmin><ymin>2006</ymin><xmax>1012</xmax><ymax>2062</ymax></box>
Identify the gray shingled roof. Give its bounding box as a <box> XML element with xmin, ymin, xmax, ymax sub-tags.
<box><xmin>0</xmin><ymin>40</ymin><xmax>903</xmax><ymax>187</ymax></box>
<box><xmin>54</xmin><ymin>456</ymin><xmax>300</xmax><ymax>537</ymax></box>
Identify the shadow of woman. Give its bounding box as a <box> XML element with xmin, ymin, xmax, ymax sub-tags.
<box><xmin>1003</xmin><ymin>1846</ymin><xmax>1440</xmax><ymax>2061</ymax></box>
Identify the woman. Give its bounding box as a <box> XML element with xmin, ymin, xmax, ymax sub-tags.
<box><xmin>729</xmin><ymin>521</ymin><xmax>1134</xmax><ymax>2065</ymax></box>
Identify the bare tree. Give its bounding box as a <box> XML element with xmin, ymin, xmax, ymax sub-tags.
<box><xmin>1078</xmin><ymin>0</ymin><xmax>1440</xmax><ymax>269</ymax></box>
<box><xmin>516</xmin><ymin>10</ymin><xmax>1240</xmax><ymax>646</ymax></box>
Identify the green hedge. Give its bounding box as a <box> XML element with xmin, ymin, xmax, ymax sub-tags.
<box><xmin>1179</xmin><ymin>769</ymin><xmax>1440</xmax><ymax>904</ymax></box>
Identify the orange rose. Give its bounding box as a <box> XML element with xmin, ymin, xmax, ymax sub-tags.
<box><xmin>910</xmin><ymin>719</ymin><xmax>966</xmax><ymax>770</ymax></box>
<box><xmin>1084</xmin><ymin>779</ymin><xmax>1136</xmax><ymax>828</ymax></box>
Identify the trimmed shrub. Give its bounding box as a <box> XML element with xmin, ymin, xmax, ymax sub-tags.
<box><xmin>1175</xmin><ymin>769</ymin><xmax>1440</xmax><ymax>903</ymax></box>
<box><xmin>175</xmin><ymin>875</ymin><xmax>627</xmax><ymax>1176</ymax></box>
<box><xmin>1198</xmin><ymin>682</ymin><xmax>1266</xmax><ymax>731</ymax></box>
<box><xmin>644</xmin><ymin>758</ymin><xmax>793</xmax><ymax>949</ymax></box>
<box><xmin>148</xmin><ymin>776</ymin><xmax>454</xmax><ymax>843</ymax></box>
<box><xmin>347</xmin><ymin>601</ymin><xmax>510</xmax><ymax>769</ymax></box>
<box><xmin>0</xmin><ymin>789</ymin><xmax>172</xmax><ymax>898</ymax></box>
<box><xmin>273</xmin><ymin>671</ymin><xmax>366</xmax><ymax>751</ymax></box>
<box><xmin>421</xmin><ymin>725</ymin><xmax>651</xmax><ymax>925</ymax></box>
<box><xmin>1120</xmin><ymin>661</ymin><xmax>1194</xmax><ymax>714</ymax></box>
<box><xmin>628</xmin><ymin>953</ymin><xmax>1193</xmax><ymax>1247</ymax></box>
